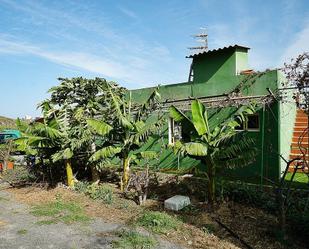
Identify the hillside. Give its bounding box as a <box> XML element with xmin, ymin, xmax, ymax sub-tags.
<box><xmin>0</xmin><ymin>116</ymin><xmax>16</xmax><ymax>130</ymax></box>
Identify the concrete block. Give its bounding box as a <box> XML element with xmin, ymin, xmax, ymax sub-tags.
<box><xmin>164</xmin><ymin>195</ymin><xmax>190</xmax><ymax>211</ymax></box>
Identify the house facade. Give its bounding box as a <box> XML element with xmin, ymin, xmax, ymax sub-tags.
<box><xmin>130</xmin><ymin>45</ymin><xmax>301</xmax><ymax>183</ymax></box>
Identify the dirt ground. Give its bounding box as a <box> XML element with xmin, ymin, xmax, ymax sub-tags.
<box><xmin>3</xmin><ymin>182</ymin><xmax>305</xmax><ymax>249</ymax></box>
<box><xmin>0</xmin><ymin>182</ymin><xmax>185</xmax><ymax>249</ymax></box>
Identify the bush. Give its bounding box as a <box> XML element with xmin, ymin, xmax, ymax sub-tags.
<box><xmin>74</xmin><ymin>182</ymin><xmax>113</xmax><ymax>204</ymax></box>
<box><xmin>74</xmin><ymin>181</ymin><xmax>90</xmax><ymax>193</ymax></box>
<box><xmin>136</xmin><ymin>211</ymin><xmax>182</xmax><ymax>234</ymax></box>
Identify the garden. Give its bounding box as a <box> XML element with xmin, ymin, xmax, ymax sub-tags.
<box><xmin>0</xmin><ymin>55</ymin><xmax>309</xmax><ymax>249</ymax></box>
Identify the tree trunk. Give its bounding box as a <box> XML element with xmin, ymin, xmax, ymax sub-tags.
<box><xmin>90</xmin><ymin>143</ymin><xmax>100</xmax><ymax>182</ymax></box>
<box><xmin>90</xmin><ymin>165</ymin><xmax>100</xmax><ymax>183</ymax></box>
<box><xmin>65</xmin><ymin>159</ymin><xmax>74</xmax><ymax>187</ymax></box>
<box><xmin>206</xmin><ymin>157</ymin><xmax>215</xmax><ymax>210</ymax></box>
<box><xmin>121</xmin><ymin>155</ymin><xmax>130</xmax><ymax>192</ymax></box>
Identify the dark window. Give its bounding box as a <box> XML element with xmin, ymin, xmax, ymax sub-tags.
<box><xmin>247</xmin><ymin>114</ymin><xmax>259</xmax><ymax>131</ymax></box>
<box><xmin>168</xmin><ymin>118</ymin><xmax>182</xmax><ymax>144</ymax></box>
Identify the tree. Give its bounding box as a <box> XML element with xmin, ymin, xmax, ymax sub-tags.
<box><xmin>169</xmin><ymin>99</ymin><xmax>256</xmax><ymax>208</ymax></box>
<box><xmin>88</xmin><ymin>86</ymin><xmax>162</xmax><ymax>191</ymax></box>
<box><xmin>41</xmin><ymin>77</ymin><xmax>126</xmax><ymax>185</ymax></box>
<box><xmin>284</xmin><ymin>52</ymin><xmax>309</xmax><ymax>113</ymax></box>
<box><xmin>15</xmin><ymin>116</ymin><xmax>63</xmax><ymax>184</ymax></box>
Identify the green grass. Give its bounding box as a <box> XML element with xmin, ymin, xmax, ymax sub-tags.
<box><xmin>17</xmin><ymin>229</ymin><xmax>28</xmax><ymax>235</ymax></box>
<box><xmin>112</xmin><ymin>230</ymin><xmax>157</xmax><ymax>249</ymax></box>
<box><xmin>136</xmin><ymin>211</ymin><xmax>182</xmax><ymax>234</ymax></box>
<box><xmin>31</xmin><ymin>199</ymin><xmax>91</xmax><ymax>224</ymax></box>
<box><xmin>284</xmin><ymin>172</ymin><xmax>309</xmax><ymax>189</ymax></box>
<box><xmin>285</xmin><ymin>172</ymin><xmax>308</xmax><ymax>184</ymax></box>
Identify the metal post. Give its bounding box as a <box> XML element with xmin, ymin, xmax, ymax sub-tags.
<box><xmin>260</xmin><ymin>105</ymin><xmax>266</xmax><ymax>188</ymax></box>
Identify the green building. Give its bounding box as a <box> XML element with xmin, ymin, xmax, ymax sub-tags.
<box><xmin>130</xmin><ymin>45</ymin><xmax>300</xmax><ymax>183</ymax></box>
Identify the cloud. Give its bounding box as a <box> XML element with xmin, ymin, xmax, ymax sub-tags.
<box><xmin>280</xmin><ymin>21</ymin><xmax>309</xmax><ymax>65</ymax></box>
<box><xmin>0</xmin><ymin>0</ymin><xmax>189</xmax><ymax>89</ymax></box>
<box><xmin>0</xmin><ymin>35</ymin><xmax>179</xmax><ymax>88</ymax></box>
<box><xmin>118</xmin><ymin>6</ymin><xmax>138</xmax><ymax>19</ymax></box>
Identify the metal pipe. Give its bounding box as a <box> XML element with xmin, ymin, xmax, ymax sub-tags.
<box><xmin>260</xmin><ymin>105</ymin><xmax>266</xmax><ymax>188</ymax></box>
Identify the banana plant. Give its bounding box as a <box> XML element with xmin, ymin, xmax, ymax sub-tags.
<box><xmin>87</xmin><ymin>87</ymin><xmax>162</xmax><ymax>191</ymax></box>
<box><xmin>169</xmin><ymin>99</ymin><xmax>257</xmax><ymax>208</ymax></box>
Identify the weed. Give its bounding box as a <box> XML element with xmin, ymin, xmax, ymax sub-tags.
<box><xmin>112</xmin><ymin>230</ymin><xmax>157</xmax><ymax>249</ymax></box>
<box><xmin>17</xmin><ymin>229</ymin><xmax>28</xmax><ymax>235</ymax></box>
<box><xmin>202</xmin><ymin>224</ymin><xmax>215</xmax><ymax>234</ymax></box>
<box><xmin>31</xmin><ymin>199</ymin><xmax>91</xmax><ymax>224</ymax></box>
<box><xmin>74</xmin><ymin>181</ymin><xmax>90</xmax><ymax>193</ymax></box>
<box><xmin>74</xmin><ymin>182</ymin><xmax>113</xmax><ymax>204</ymax></box>
<box><xmin>136</xmin><ymin>211</ymin><xmax>182</xmax><ymax>234</ymax></box>
<box><xmin>86</xmin><ymin>183</ymin><xmax>113</xmax><ymax>204</ymax></box>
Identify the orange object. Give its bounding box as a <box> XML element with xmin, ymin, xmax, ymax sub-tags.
<box><xmin>7</xmin><ymin>161</ymin><xmax>14</xmax><ymax>170</ymax></box>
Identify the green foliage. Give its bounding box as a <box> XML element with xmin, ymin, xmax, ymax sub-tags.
<box><xmin>88</xmin><ymin>86</ymin><xmax>163</xmax><ymax>189</ymax></box>
<box><xmin>112</xmin><ymin>230</ymin><xmax>157</xmax><ymax>249</ymax></box>
<box><xmin>74</xmin><ymin>181</ymin><xmax>91</xmax><ymax>193</ymax></box>
<box><xmin>31</xmin><ymin>197</ymin><xmax>91</xmax><ymax>224</ymax></box>
<box><xmin>169</xmin><ymin>99</ymin><xmax>257</xmax><ymax>205</ymax></box>
<box><xmin>74</xmin><ymin>182</ymin><xmax>113</xmax><ymax>204</ymax></box>
<box><xmin>136</xmin><ymin>211</ymin><xmax>182</xmax><ymax>234</ymax></box>
<box><xmin>86</xmin><ymin>183</ymin><xmax>113</xmax><ymax>204</ymax></box>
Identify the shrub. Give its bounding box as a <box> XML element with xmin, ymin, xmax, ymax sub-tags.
<box><xmin>74</xmin><ymin>181</ymin><xmax>113</xmax><ymax>204</ymax></box>
<box><xmin>87</xmin><ymin>183</ymin><xmax>113</xmax><ymax>204</ymax></box>
<box><xmin>74</xmin><ymin>181</ymin><xmax>90</xmax><ymax>193</ymax></box>
<box><xmin>136</xmin><ymin>211</ymin><xmax>182</xmax><ymax>234</ymax></box>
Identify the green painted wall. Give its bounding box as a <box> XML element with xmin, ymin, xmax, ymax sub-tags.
<box><xmin>130</xmin><ymin>47</ymin><xmax>292</xmax><ymax>183</ymax></box>
<box><xmin>235</xmin><ymin>48</ymin><xmax>249</xmax><ymax>74</ymax></box>
<box><xmin>277</xmin><ymin>71</ymin><xmax>297</xmax><ymax>174</ymax></box>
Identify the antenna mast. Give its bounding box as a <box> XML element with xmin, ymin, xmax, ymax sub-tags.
<box><xmin>188</xmin><ymin>28</ymin><xmax>208</xmax><ymax>83</ymax></box>
<box><xmin>188</xmin><ymin>27</ymin><xmax>208</xmax><ymax>52</ymax></box>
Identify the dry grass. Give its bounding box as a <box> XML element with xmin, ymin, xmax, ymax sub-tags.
<box><xmin>7</xmin><ymin>185</ymin><xmax>306</xmax><ymax>249</ymax></box>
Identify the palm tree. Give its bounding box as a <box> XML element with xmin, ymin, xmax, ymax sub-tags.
<box><xmin>87</xmin><ymin>87</ymin><xmax>162</xmax><ymax>191</ymax></box>
<box><xmin>169</xmin><ymin>99</ymin><xmax>257</xmax><ymax>208</ymax></box>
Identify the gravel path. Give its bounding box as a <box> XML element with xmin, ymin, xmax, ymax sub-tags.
<box><xmin>0</xmin><ymin>182</ymin><xmax>185</xmax><ymax>249</ymax></box>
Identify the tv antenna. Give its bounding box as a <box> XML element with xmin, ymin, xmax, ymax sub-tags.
<box><xmin>188</xmin><ymin>27</ymin><xmax>208</xmax><ymax>52</ymax></box>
